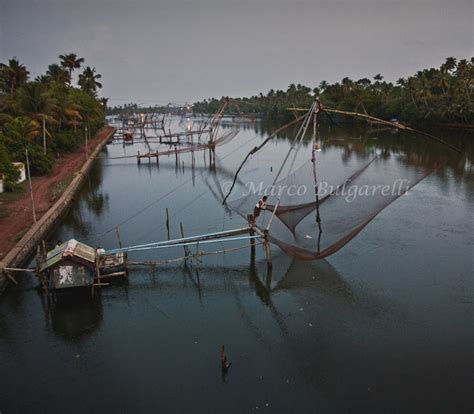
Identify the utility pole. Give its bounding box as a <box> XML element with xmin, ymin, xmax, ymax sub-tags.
<box><xmin>85</xmin><ymin>126</ymin><xmax>88</xmax><ymax>159</ymax></box>
<box><xmin>42</xmin><ymin>117</ymin><xmax>46</xmax><ymax>155</ymax></box>
<box><xmin>25</xmin><ymin>148</ymin><xmax>37</xmax><ymax>223</ymax></box>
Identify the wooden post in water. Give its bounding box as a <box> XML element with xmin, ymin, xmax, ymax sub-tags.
<box><xmin>195</xmin><ymin>241</ymin><xmax>200</xmax><ymax>273</ymax></box>
<box><xmin>137</xmin><ymin>151</ymin><xmax>141</xmax><ymax>164</ymax></box>
<box><xmin>166</xmin><ymin>208</ymin><xmax>170</xmax><ymax>240</ymax></box>
<box><xmin>247</xmin><ymin>215</ymin><xmax>256</xmax><ymax>264</ymax></box>
<box><xmin>180</xmin><ymin>222</ymin><xmax>189</xmax><ymax>267</ymax></box>
<box><xmin>95</xmin><ymin>254</ymin><xmax>101</xmax><ymax>289</ymax></box>
<box><xmin>115</xmin><ymin>226</ymin><xmax>123</xmax><ymax>248</ymax></box>
<box><xmin>263</xmin><ymin>229</ymin><xmax>272</xmax><ymax>270</ymax></box>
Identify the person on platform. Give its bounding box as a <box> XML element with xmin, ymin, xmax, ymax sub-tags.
<box><xmin>253</xmin><ymin>195</ymin><xmax>268</xmax><ymax>221</ymax></box>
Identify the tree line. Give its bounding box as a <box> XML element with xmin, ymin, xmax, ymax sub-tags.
<box><xmin>192</xmin><ymin>57</ymin><xmax>473</xmax><ymax>125</ymax></box>
<box><xmin>0</xmin><ymin>53</ymin><xmax>106</xmax><ymax>191</ymax></box>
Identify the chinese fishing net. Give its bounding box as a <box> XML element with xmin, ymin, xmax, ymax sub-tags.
<box><xmin>224</xmin><ymin>104</ymin><xmax>452</xmax><ymax>260</ymax></box>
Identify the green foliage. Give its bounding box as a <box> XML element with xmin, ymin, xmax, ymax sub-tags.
<box><xmin>0</xmin><ymin>58</ymin><xmax>29</xmax><ymax>95</ymax></box>
<box><xmin>24</xmin><ymin>145</ymin><xmax>52</xmax><ymax>175</ymax></box>
<box><xmin>78</xmin><ymin>66</ymin><xmax>102</xmax><ymax>96</ymax></box>
<box><xmin>0</xmin><ymin>53</ymin><xmax>106</xmax><ymax>185</ymax></box>
<box><xmin>193</xmin><ymin>57</ymin><xmax>474</xmax><ymax>125</ymax></box>
<box><xmin>59</xmin><ymin>53</ymin><xmax>84</xmax><ymax>84</ymax></box>
<box><xmin>50</xmin><ymin>129</ymin><xmax>81</xmax><ymax>153</ymax></box>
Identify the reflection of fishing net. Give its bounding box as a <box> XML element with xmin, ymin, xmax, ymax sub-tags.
<box><xmin>226</xmin><ymin>119</ymin><xmax>446</xmax><ymax>260</ymax></box>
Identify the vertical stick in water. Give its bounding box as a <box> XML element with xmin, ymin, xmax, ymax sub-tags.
<box><xmin>166</xmin><ymin>208</ymin><xmax>170</xmax><ymax>240</ymax></box>
<box><xmin>180</xmin><ymin>222</ymin><xmax>190</xmax><ymax>266</ymax></box>
<box><xmin>25</xmin><ymin>148</ymin><xmax>37</xmax><ymax>223</ymax></box>
<box><xmin>312</xmin><ymin>103</ymin><xmax>322</xmax><ymax>253</ymax></box>
<box><xmin>115</xmin><ymin>226</ymin><xmax>123</xmax><ymax>248</ymax></box>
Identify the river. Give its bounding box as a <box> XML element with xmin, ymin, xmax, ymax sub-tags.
<box><xmin>1</xmin><ymin>116</ymin><xmax>472</xmax><ymax>413</ymax></box>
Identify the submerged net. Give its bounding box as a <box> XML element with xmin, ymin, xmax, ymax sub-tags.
<box><xmin>225</xmin><ymin>112</ymin><xmax>449</xmax><ymax>260</ymax></box>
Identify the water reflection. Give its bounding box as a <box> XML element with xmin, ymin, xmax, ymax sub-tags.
<box><xmin>242</xmin><ymin>119</ymin><xmax>473</xmax><ymax>177</ymax></box>
<box><xmin>0</xmin><ymin>118</ymin><xmax>472</xmax><ymax>412</ymax></box>
<box><xmin>40</xmin><ymin>291</ymin><xmax>103</xmax><ymax>341</ymax></box>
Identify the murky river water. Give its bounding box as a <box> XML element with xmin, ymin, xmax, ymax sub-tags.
<box><xmin>1</xmin><ymin>117</ymin><xmax>472</xmax><ymax>413</ymax></box>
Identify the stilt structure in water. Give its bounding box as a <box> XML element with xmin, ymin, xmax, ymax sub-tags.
<box><xmin>6</xmin><ymin>100</ymin><xmax>457</xmax><ymax>294</ymax></box>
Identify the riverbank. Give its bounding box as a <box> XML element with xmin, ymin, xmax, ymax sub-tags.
<box><xmin>0</xmin><ymin>126</ymin><xmax>116</xmax><ymax>292</ymax></box>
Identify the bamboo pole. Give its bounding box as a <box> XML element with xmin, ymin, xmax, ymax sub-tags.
<box><xmin>115</xmin><ymin>227</ymin><xmax>123</xmax><ymax>248</ymax></box>
<box><xmin>287</xmin><ymin>107</ymin><xmax>462</xmax><ymax>154</ymax></box>
<box><xmin>222</xmin><ymin>114</ymin><xmax>306</xmax><ymax>204</ymax></box>
<box><xmin>25</xmin><ymin>148</ymin><xmax>37</xmax><ymax>223</ymax></box>
<box><xmin>3</xmin><ymin>271</ymin><xmax>18</xmax><ymax>285</ymax></box>
<box><xmin>263</xmin><ymin>230</ymin><xmax>272</xmax><ymax>270</ymax></box>
<box><xmin>2</xmin><ymin>267</ymin><xmax>36</xmax><ymax>273</ymax></box>
<box><xmin>96</xmin><ymin>271</ymin><xmax>127</xmax><ymax>279</ymax></box>
<box><xmin>102</xmin><ymin>227</ymin><xmax>254</xmax><ymax>255</ymax></box>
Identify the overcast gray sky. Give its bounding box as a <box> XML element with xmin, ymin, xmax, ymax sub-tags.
<box><xmin>1</xmin><ymin>0</ymin><xmax>472</xmax><ymax>105</ymax></box>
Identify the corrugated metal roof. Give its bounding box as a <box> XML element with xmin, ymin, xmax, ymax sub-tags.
<box><xmin>39</xmin><ymin>239</ymin><xmax>96</xmax><ymax>272</ymax></box>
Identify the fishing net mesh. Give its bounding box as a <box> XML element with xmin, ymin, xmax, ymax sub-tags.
<box><xmin>226</xmin><ymin>123</ymin><xmax>447</xmax><ymax>260</ymax></box>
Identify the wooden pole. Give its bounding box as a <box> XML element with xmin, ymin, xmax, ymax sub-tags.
<box><xmin>166</xmin><ymin>208</ymin><xmax>170</xmax><ymax>240</ymax></box>
<box><xmin>95</xmin><ymin>254</ymin><xmax>101</xmax><ymax>289</ymax></box>
<box><xmin>288</xmin><ymin>106</ymin><xmax>462</xmax><ymax>154</ymax></box>
<box><xmin>25</xmin><ymin>148</ymin><xmax>37</xmax><ymax>223</ymax></box>
<box><xmin>115</xmin><ymin>226</ymin><xmax>123</xmax><ymax>248</ymax></box>
<box><xmin>263</xmin><ymin>230</ymin><xmax>272</xmax><ymax>270</ymax></box>
<box><xmin>42</xmin><ymin>117</ymin><xmax>47</xmax><ymax>155</ymax></box>
<box><xmin>248</xmin><ymin>215</ymin><xmax>256</xmax><ymax>264</ymax></box>
<box><xmin>180</xmin><ymin>222</ymin><xmax>189</xmax><ymax>266</ymax></box>
<box><xmin>312</xmin><ymin>103</ymin><xmax>322</xmax><ymax>253</ymax></box>
<box><xmin>85</xmin><ymin>126</ymin><xmax>89</xmax><ymax>159</ymax></box>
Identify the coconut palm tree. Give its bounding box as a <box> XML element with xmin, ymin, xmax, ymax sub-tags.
<box><xmin>0</xmin><ymin>58</ymin><xmax>30</xmax><ymax>94</ymax></box>
<box><xmin>433</xmin><ymin>71</ymin><xmax>450</xmax><ymax>96</ymax></box>
<box><xmin>443</xmin><ymin>57</ymin><xmax>457</xmax><ymax>73</ymax></box>
<box><xmin>14</xmin><ymin>82</ymin><xmax>58</xmax><ymax>124</ymax></box>
<box><xmin>318</xmin><ymin>80</ymin><xmax>328</xmax><ymax>92</ymax></box>
<box><xmin>3</xmin><ymin>116</ymin><xmax>41</xmax><ymax>144</ymax></box>
<box><xmin>59</xmin><ymin>53</ymin><xmax>85</xmax><ymax>84</ymax></box>
<box><xmin>341</xmin><ymin>77</ymin><xmax>354</xmax><ymax>96</ymax></box>
<box><xmin>78</xmin><ymin>66</ymin><xmax>102</xmax><ymax>95</ymax></box>
<box><xmin>46</xmin><ymin>64</ymin><xmax>71</xmax><ymax>84</ymax></box>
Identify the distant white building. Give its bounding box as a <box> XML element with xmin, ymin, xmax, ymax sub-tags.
<box><xmin>0</xmin><ymin>174</ymin><xmax>4</xmax><ymax>193</ymax></box>
<box><xmin>12</xmin><ymin>162</ymin><xmax>26</xmax><ymax>183</ymax></box>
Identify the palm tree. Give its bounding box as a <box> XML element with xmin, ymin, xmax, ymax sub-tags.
<box><xmin>433</xmin><ymin>71</ymin><xmax>450</xmax><ymax>96</ymax></box>
<box><xmin>78</xmin><ymin>66</ymin><xmax>102</xmax><ymax>95</ymax></box>
<box><xmin>14</xmin><ymin>82</ymin><xmax>58</xmax><ymax>124</ymax></box>
<box><xmin>0</xmin><ymin>58</ymin><xmax>30</xmax><ymax>94</ymax></box>
<box><xmin>59</xmin><ymin>53</ymin><xmax>85</xmax><ymax>84</ymax></box>
<box><xmin>341</xmin><ymin>77</ymin><xmax>353</xmax><ymax>96</ymax></box>
<box><xmin>46</xmin><ymin>64</ymin><xmax>71</xmax><ymax>84</ymax></box>
<box><xmin>454</xmin><ymin>59</ymin><xmax>473</xmax><ymax>104</ymax></box>
<box><xmin>443</xmin><ymin>57</ymin><xmax>457</xmax><ymax>73</ymax></box>
<box><xmin>3</xmin><ymin>116</ymin><xmax>41</xmax><ymax>144</ymax></box>
<box><xmin>64</xmin><ymin>108</ymin><xmax>83</xmax><ymax>133</ymax></box>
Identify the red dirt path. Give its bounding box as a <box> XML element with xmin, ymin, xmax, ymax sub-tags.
<box><xmin>0</xmin><ymin>127</ymin><xmax>114</xmax><ymax>259</ymax></box>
